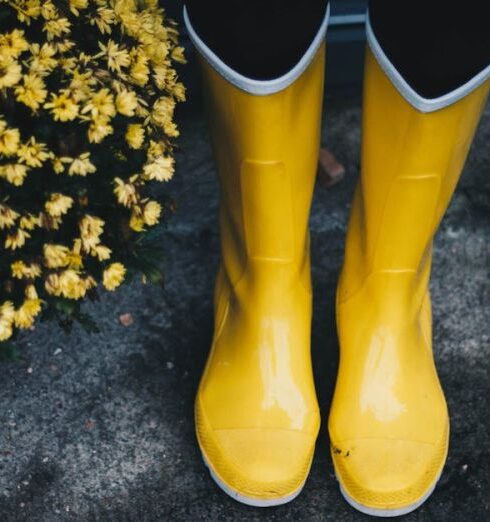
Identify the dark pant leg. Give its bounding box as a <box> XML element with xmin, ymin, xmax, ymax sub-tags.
<box><xmin>184</xmin><ymin>0</ymin><xmax>329</xmax><ymax>79</ymax></box>
<box><xmin>369</xmin><ymin>0</ymin><xmax>490</xmax><ymax>98</ymax></box>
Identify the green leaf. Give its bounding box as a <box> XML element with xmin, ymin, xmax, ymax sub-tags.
<box><xmin>54</xmin><ymin>299</ymin><xmax>78</xmax><ymax>316</ymax></box>
<box><xmin>76</xmin><ymin>312</ymin><xmax>101</xmax><ymax>334</ymax></box>
<box><xmin>0</xmin><ymin>341</ymin><xmax>23</xmax><ymax>363</ymax></box>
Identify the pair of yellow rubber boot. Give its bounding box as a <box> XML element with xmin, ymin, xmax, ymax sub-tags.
<box><xmin>194</xmin><ymin>42</ymin><xmax>489</xmax><ymax>515</ymax></box>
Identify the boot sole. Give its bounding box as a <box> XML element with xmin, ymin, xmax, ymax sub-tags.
<box><xmin>201</xmin><ymin>451</ymin><xmax>307</xmax><ymax>507</ymax></box>
<box><xmin>336</xmin><ymin>470</ymin><xmax>441</xmax><ymax>517</ymax></box>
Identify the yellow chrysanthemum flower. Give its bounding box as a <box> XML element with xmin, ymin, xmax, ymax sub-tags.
<box><xmin>0</xmin><ymin>164</ymin><xmax>28</xmax><ymax>186</ymax></box>
<box><xmin>44</xmin><ymin>91</ymin><xmax>79</xmax><ymax>121</ymax></box>
<box><xmin>25</xmin><ymin>284</ymin><xmax>39</xmax><ymax>300</ymax></box>
<box><xmin>64</xmin><ymin>239</ymin><xmax>84</xmax><ymax>270</ymax></box>
<box><xmin>0</xmin><ymin>205</ymin><xmax>19</xmax><ymax>230</ymax></box>
<box><xmin>0</xmin><ymin>301</ymin><xmax>15</xmax><ymax>341</ymax></box>
<box><xmin>5</xmin><ymin>228</ymin><xmax>30</xmax><ymax>250</ymax></box>
<box><xmin>58</xmin><ymin>56</ymin><xmax>77</xmax><ymax>74</ymax></box>
<box><xmin>171</xmin><ymin>46</ymin><xmax>186</xmax><ymax>64</ymax></box>
<box><xmin>172</xmin><ymin>82</ymin><xmax>186</xmax><ymax>102</ymax></box>
<box><xmin>67</xmin><ymin>152</ymin><xmax>96</xmax><ymax>176</ymax></box>
<box><xmin>14</xmin><ymin>297</ymin><xmax>42</xmax><ymax>329</ymax></box>
<box><xmin>129</xmin><ymin>50</ymin><xmax>150</xmax><ymax>86</ymax></box>
<box><xmin>114</xmin><ymin>177</ymin><xmax>138</xmax><ymax>207</ymax></box>
<box><xmin>15</xmin><ymin>73</ymin><xmax>47</xmax><ymax>110</ymax></box>
<box><xmin>45</xmin><ymin>193</ymin><xmax>74</xmax><ymax>217</ymax></box>
<box><xmin>28</xmin><ymin>42</ymin><xmax>57</xmax><ymax>75</ymax></box>
<box><xmin>79</xmin><ymin>214</ymin><xmax>104</xmax><ymax>251</ymax></box>
<box><xmin>82</xmin><ymin>88</ymin><xmax>115</xmax><ymax>119</ymax></box>
<box><xmin>43</xmin><ymin>18</ymin><xmax>71</xmax><ymax>41</ymax></box>
<box><xmin>143</xmin><ymin>156</ymin><xmax>174</xmax><ymax>182</ymax></box>
<box><xmin>17</xmin><ymin>137</ymin><xmax>52</xmax><ymax>167</ymax></box>
<box><xmin>0</xmin><ymin>124</ymin><xmax>20</xmax><ymax>156</ymax></box>
<box><xmin>118</xmin><ymin>10</ymin><xmax>140</xmax><ymax>37</ymax></box>
<box><xmin>90</xmin><ymin>6</ymin><xmax>116</xmax><ymax>34</ymax></box>
<box><xmin>115</xmin><ymin>89</ymin><xmax>137</xmax><ymax>116</ymax></box>
<box><xmin>103</xmin><ymin>262</ymin><xmax>126</xmax><ymax>291</ymax></box>
<box><xmin>163</xmin><ymin>120</ymin><xmax>179</xmax><ymax>138</ymax></box>
<box><xmin>0</xmin><ymin>29</ymin><xmax>29</xmax><ymax>59</ymax></box>
<box><xmin>51</xmin><ymin>155</ymin><xmax>71</xmax><ymax>174</ymax></box>
<box><xmin>69</xmin><ymin>70</ymin><xmax>95</xmax><ymax>102</ymax></box>
<box><xmin>129</xmin><ymin>208</ymin><xmax>145</xmax><ymax>232</ymax></box>
<box><xmin>59</xmin><ymin>269</ymin><xmax>88</xmax><ymax>299</ymax></box>
<box><xmin>0</xmin><ymin>56</ymin><xmax>22</xmax><ymax>88</ymax></box>
<box><xmin>125</xmin><ymin>123</ymin><xmax>144</xmax><ymax>149</ymax></box>
<box><xmin>56</xmin><ymin>39</ymin><xmax>75</xmax><ymax>54</ymax></box>
<box><xmin>44</xmin><ymin>273</ymin><xmax>60</xmax><ymax>296</ymax></box>
<box><xmin>0</xmin><ymin>321</ymin><xmax>13</xmax><ymax>341</ymax></box>
<box><xmin>93</xmin><ymin>244</ymin><xmax>112</xmax><ymax>261</ymax></box>
<box><xmin>41</xmin><ymin>0</ymin><xmax>58</xmax><ymax>21</ymax></box>
<box><xmin>87</xmin><ymin>116</ymin><xmax>114</xmax><ymax>144</ymax></box>
<box><xmin>11</xmin><ymin>260</ymin><xmax>42</xmax><ymax>279</ymax></box>
<box><xmin>84</xmin><ymin>275</ymin><xmax>97</xmax><ymax>291</ymax></box>
<box><xmin>19</xmin><ymin>213</ymin><xmax>40</xmax><ymax>230</ymax></box>
<box><xmin>152</xmin><ymin>65</ymin><xmax>169</xmax><ymax>90</ymax></box>
<box><xmin>44</xmin><ymin>244</ymin><xmax>70</xmax><ymax>268</ymax></box>
<box><xmin>151</xmin><ymin>96</ymin><xmax>175</xmax><ymax>130</ymax></box>
<box><xmin>98</xmin><ymin>40</ymin><xmax>130</xmax><ymax>73</ymax></box>
<box><xmin>0</xmin><ymin>301</ymin><xmax>15</xmax><ymax>322</ymax></box>
<box><xmin>146</xmin><ymin>140</ymin><xmax>166</xmax><ymax>160</ymax></box>
<box><xmin>69</xmin><ymin>0</ymin><xmax>88</xmax><ymax>16</ymax></box>
<box><xmin>143</xmin><ymin>200</ymin><xmax>162</xmax><ymax>226</ymax></box>
<box><xmin>13</xmin><ymin>0</ymin><xmax>42</xmax><ymax>25</ymax></box>
<box><xmin>144</xmin><ymin>40</ymin><xmax>168</xmax><ymax>67</ymax></box>
<box><xmin>45</xmin><ymin>270</ymin><xmax>87</xmax><ymax>300</ymax></box>
<box><xmin>40</xmin><ymin>212</ymin><xmax>63</xmax><ymax>231</ymax></box>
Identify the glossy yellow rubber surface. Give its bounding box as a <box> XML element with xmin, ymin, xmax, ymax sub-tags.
<box><xmin>329</xmin><ymin>49</ymin><xmax>490</xmax><ymax>513</ymax></box>
<box><xmin>195</xmin><ymin>45</ymin><xmax>326</xmax><ymax>503</ymax></box>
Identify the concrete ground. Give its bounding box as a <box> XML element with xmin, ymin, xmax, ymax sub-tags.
<box><xmin>1</xmin><ymin>82</ymin><xmax>489</xmax><ymax>521</ymax></box>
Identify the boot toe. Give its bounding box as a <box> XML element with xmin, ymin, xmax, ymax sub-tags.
<box><xmin>331</xmin><ymin>434</ymin><xmax>448</xmax><ymax>513</ymax></box>
<box><xmin>198</xmin><ymin>425</ymin><xmax>317</xmax><ymax>503</ymax></box>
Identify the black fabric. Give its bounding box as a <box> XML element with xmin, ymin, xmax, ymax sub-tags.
<box><xmin>186</xmin><ymin>0</ymin><xmax>490</xmax><ymax>97</ymax></box>
<box><xmin>185</xmin><ymin>0</ymin><xmax>329</xmax><ymax>80</ymax></box>
<box><xmin>369</xmin><ymin>0</ymin><xmax>490</xmax><ymax>98</ymax></box>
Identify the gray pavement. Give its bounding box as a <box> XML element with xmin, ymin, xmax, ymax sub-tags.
<box><xmin>0</xmin><ymin>88</ymin><xmax>489</xmax><ymax>521</ymax></box>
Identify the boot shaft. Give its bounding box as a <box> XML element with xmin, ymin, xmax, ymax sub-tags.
<box><xmin>339</xmin><ymin>49</ymin><xmax>490</xmax><ymax>305</ymax></box>
<box><xmin>198</xmin><ymin>45</ymin><xmax>326</xmax><ymax>291</ymax></box>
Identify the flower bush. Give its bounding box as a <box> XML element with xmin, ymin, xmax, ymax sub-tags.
<box><xmin>0</xmin><ymin>0</ymin><xmax>186</xmax><ymax>347</ymax></box>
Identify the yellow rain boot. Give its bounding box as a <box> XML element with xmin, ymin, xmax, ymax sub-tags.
<box><xmin>329</xmin><ymin>48</ymin><xmax>490</xmax><ymax>516</ymax></box>
<box><xmin>192</xmin><ymin>40</ymin><xmax>326</xmax><ymax>506</ymax></box>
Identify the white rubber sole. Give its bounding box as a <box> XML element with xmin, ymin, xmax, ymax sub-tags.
<box><xmin>336</xmin><ymin>471</ymin><xmax>441</xmax><ymax>517</ymax></box>
<box><xmin>201</xmin><ymin>451</ymin><xmax>306</xmax><ymax>507</ymax></box>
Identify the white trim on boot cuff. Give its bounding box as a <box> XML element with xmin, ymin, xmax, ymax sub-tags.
<box><xmin>183</xmin><ymin>3</ymin><xmax>330</xmax><ymax>95</ymax></box>
<box><xmin>366</xmin><ymin>10</ymin><xmax>490</xmax><ymax>113</ymax></box>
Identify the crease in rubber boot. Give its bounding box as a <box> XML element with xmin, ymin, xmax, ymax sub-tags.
<box><xmin>200</xmin><ymin>448</ymin><xmax>308</xmax><ymax>507</ymax></box>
